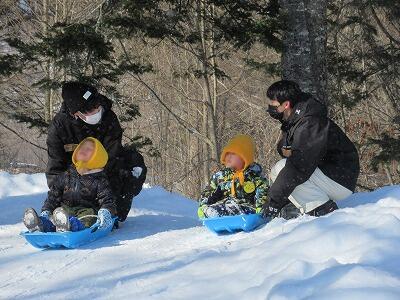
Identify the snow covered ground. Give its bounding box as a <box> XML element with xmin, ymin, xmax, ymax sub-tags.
<box><xmin>0</xmin><ymin>172</ymin><xmax>400</xmax><ymax>300</ymax></box>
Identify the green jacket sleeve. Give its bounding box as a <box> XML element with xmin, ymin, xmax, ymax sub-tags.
<box><xmin>254</xmin><ymin>175</ymin><xmax>269</xmax><ymax>210</ymax></box>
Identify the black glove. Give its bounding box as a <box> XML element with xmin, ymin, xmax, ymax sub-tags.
<box><xmin>261</xmin><ymin>201</ymin><xmax>280</xmax><ymax>220</ymax></box>
<box><xmin>206</xmin><ymin>186</ymin><xmax>224</xmax><ymax>205</ymax></box>
<box><xmin>119</xmin><ymin>168</ymin><xmax>132</xmax><ymax>179</ymax></box>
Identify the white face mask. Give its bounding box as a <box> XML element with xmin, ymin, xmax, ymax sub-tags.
<box><xmin>80</xmin><ymin>106</ymin><xmax>103</xmax><ymax>125</ymax></box>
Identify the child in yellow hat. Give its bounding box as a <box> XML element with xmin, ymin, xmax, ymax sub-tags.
<box><xmin>198</xmin><ymin>134</ymin><xmax>269</xmax><ymax>218</ymax></box>
<box><xmin>23</xmin><ymin>137</ymin><xmax>116</xmax><ymax>232</ymax></box>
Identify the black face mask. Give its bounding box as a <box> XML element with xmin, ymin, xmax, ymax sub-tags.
<box><xmin>267</xmin><ymin>105</ymin><xmax>284</xmax><ymax>121</ymax></box>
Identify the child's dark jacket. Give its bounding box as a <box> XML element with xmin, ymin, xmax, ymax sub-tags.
<box><xmin>42</xmin><ymin>166</ymin><xmax>116</xmax><ymax>215</ymax></box>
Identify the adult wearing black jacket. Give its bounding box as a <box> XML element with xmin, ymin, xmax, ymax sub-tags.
<box><xmin>46</xmin><ymin>81</ymin><xmax>147</xmax><ymax>221</ymax></box>
<box><xmin>262</xmin><ymin>80</ymin><xmax>360</xmax><ymax>219</ymax></box>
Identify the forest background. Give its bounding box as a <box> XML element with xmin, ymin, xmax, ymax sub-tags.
<box><xmin>0</xmin><ymin>0</ymin><xmax>398</xmax><ymax>199</ymax></box>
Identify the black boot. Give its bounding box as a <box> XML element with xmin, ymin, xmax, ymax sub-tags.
<box><xmin>279</xmin><ymin>202</ymin><xmax>301</xmax><ymax>219</ymax></box>
<box><xmin>116</xmin><ymin>193</ymin><xmax>134</xmax><ymax>222</ymax></box>
<box><xmin>307</xmin><ymin>200</ymin><xmax>338</xmax><ymax>217</ymax></box>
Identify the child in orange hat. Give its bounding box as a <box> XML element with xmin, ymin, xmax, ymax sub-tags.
<box><xmin>23</xmin><ymin>137</ymin><xmax>116</xmax><ymax>232</ymax></box>
<box><xmin>198</xmin><ymin>134</ymin><xmax>269</xmax><ymax>218</ymax></box>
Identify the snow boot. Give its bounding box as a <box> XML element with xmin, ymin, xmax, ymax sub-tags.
<box><xmin>224</xmin><ymin>200</ymin><xmax>244</xmax><ymax>215</ymax></box>
<box><xmin>279</xmin><ymin>203</ymin><xmax>301</xmax><ymax>219</ymax></box>
<box><xmin>307</xmin><ymin>200</ymin><xmax>338</xmax><ymax>217</ymax></box>
<box><xmin>23</xmin><ymin>208</ymin><xmax>43</xmax><ymax>232</ymax></box>
<box><xmin>202</xmin><ymin>206</ymin><xmax>221</xmax><ymax>218</ymax></box>
<box><xmin>53</xmin><ymin>207</ymin><xmax>70</xmax><ymax>232</ymax></box>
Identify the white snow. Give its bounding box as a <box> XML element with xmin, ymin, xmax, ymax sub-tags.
<box><xmin>0</xmin><ymin>172</ymin><xmax>400</xmax><ymax>299</ymax></box>
<box><xmin>0</xmin><ymin>171</ymin><xmax>48</xmax><ymax>198</ymax></box>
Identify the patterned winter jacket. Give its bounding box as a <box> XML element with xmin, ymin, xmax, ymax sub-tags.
<box><xmin>199</xmin><ymin>163</ymin><xmax>269</xmax><ymax>210</ymax></box>
<box><xmin>42</xmin><ymin>166</ymin><xmax>116</xmax><ymax>215</ymax></box>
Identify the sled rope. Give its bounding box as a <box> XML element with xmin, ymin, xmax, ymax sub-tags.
<box><xmin>78</xmin><ymin>215</ymin><xmax>98</xmax><ymax>220</ymax></box>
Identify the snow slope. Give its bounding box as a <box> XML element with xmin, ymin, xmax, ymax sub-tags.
<box><xmin>0</xmin><ymin>171</ymin><xmax>47</xmax><ymax>198</ymax></box>
<box><xmin>0</xmin><ymin>172</ymin><xmax>400</xmax><ymax>300</ymax></box>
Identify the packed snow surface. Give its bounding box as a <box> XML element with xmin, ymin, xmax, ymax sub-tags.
<box><xmin>0</xmin><ymin>172</ymin><xmax>399</xmax><ymax>299</ymax></box>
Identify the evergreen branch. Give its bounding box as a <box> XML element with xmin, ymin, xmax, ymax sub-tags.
<box><xmin>370</xmin><ymin>6</ymin><xmax>400</xmax><ymax>46</ymax></box>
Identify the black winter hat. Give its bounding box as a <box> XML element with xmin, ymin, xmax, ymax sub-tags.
<box><xmin>61</xmin><ymin>81</ymin><xmax>100</xmax><ymax>114</ymax></box>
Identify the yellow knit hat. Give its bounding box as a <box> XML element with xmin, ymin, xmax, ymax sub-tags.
<box><xmin>220</xmin><ymin>134</ymin><xmax>255</xmax><ymax>171</ymax></box>
<box><xmin>72</xmin><ymin>137</ymin><xmax>108</xmax><ymax>171</ymax></box>
<box><xmin>220</xmin><ymin>134</ymin><xmax>256</xmax><ymax>197</ymax></box>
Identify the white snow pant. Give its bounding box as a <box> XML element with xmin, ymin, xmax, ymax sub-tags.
<box><xmin>270</xmin><ymin>159</ymin><xmax>353</xmax><ymax>213</ymax></box>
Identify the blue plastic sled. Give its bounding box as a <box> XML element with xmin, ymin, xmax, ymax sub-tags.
<box><xmin>201</xmin><ymin>213</ymin><xmax>266</xmax><ymax>234</ymax></box>
<box><xmin>21</xmin><ymin>218</ymin><xmax>118</xmax><ymax>249</ymax></box>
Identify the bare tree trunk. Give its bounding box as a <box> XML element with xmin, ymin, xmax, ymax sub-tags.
<box><xmin>279</xmin><ymin>0</ymin><xmax>328</xmax><ymax>103</ymax></box>
<box><xmin>199</xmin><ymin>0</ymin><xmax>218</xmax><ymax>168</ymax></box>
<box><xmin>209</xmin><ymin>3</ymin><xmax>219</xmax><ymax>163</ymax></box>
<box><xmin>42</xmin><ymin>0</ymin><xmax>52</xmax><ymax>122</ymax></box>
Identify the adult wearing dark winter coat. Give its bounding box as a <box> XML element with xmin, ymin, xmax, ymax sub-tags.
<box><xmin>46</xmin><ymin>81</ymin><xmax>147</xmax><ymax>221</ymax></box>
<box><xmin>262</xmin><ymin>80</ymin><xmax>360</xmax><ymax>219</ymax></box>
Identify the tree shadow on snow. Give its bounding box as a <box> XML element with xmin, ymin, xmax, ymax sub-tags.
<box><xmin>80</xmin><ymin>213</ymin><xmax>201</xmax><ymax>249</ymax></box>
<box><xmin>0</xmin><ymin>193</ymin><xmax>45</xmax><ymax>226</ymax></box>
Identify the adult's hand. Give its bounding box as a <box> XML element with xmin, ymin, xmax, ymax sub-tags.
<box><xmin>261</xmin><ymin>201</ymin><xmax>280</xmax><ymax>220</ymax></box>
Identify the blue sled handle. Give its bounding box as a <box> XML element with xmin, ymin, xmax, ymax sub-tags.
<box><xmin>90</xmin><ymin>222</ymin><xmax>100</xmax><ymax>233</ymax></box>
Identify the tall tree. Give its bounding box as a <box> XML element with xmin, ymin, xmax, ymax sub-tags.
<box><xmin>0</xmin><ymin>1</ymin><xmax>154</xmax><ymax>150</ymax></box>
<box><xmin>107</xmin><ymin>0</ymin><xmax>281</xmax><ymax>181</ymax></box>
<box><xmin>327</xmin><ymin>0</ymin><xmax>400</xmax><ymax>185</ymax></box>
<box><xmin>279</xmin><ymin>0</ymin><xmax>328</xmax><ymax>102</ymax></box>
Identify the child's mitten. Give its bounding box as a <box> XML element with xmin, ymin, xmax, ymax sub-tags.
<box><xmin>97</xmin><ymin>208</ymin><xmax>113</xmax><ymax>229</ymax></box>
